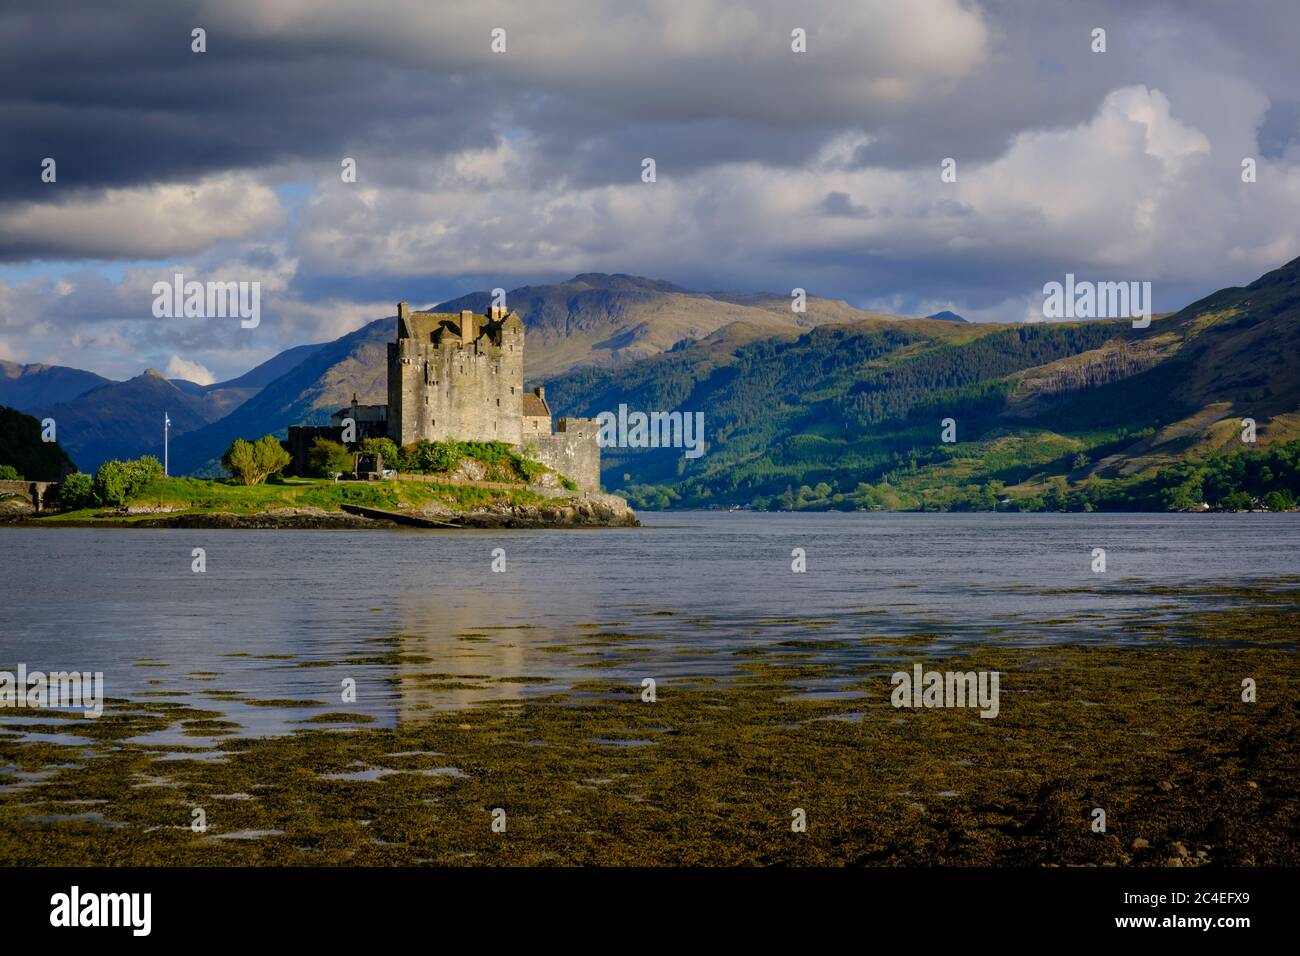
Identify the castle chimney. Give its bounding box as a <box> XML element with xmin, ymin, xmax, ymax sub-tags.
<box><xmin>460</xmin><ymin>310</ymin><xmax>475</xmax><ymax>345</ymax></box>
<box><xmin>535</xmin><ymin>386</ymin><xmax>545</xmax><ymax>402</ymax></box>
<box><xmin>398</xmin><ymin>302</ymin><xmax>410</xmax><ymax>320</ymax></box>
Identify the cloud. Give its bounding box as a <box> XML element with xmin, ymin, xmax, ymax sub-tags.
<box><xmin>1</xmin><ymin>0</ymin><xmax>1299</xmax><ymax>378</ymax></box>
<box><xmin>0</xmin><ymin>175</ymin><xmax>283</xmax><ymax>261</ymax></box>
<box><xmin>163</xmin><ymin>354</ymin><xmax>216</xmax><ymax>385</ymax></box>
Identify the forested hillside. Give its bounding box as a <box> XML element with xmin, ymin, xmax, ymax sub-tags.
<box><xmin>541</xmin><ymin>257</ymin><xmax>1300</xmax><ymax>511</ymax></box>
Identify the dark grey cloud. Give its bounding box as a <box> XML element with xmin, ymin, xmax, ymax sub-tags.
<box><xmin>2</xmin><ymin>0</ymin><xmax>1300</xmax><ymax>379</ymax></box>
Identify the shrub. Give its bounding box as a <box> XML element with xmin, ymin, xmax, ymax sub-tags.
<box><xmin>93</xmin><ymin>460</ymin><xmax>130</xmax><ymax>507</ymax></box>
<box><xmin>0</xmin><ymin>464</ymin><xmax>20</xmax><ymax>480</ymax></box>
<box><xmin>359</xmin><ymin>437</ymin><xmax>400</xmax><ymax>470</ymax></box>
<box><xmin>126</xmin><ymin>455</ymin><xmax>164</xmax><ymax>488</ymax></box>
<box><xmin>512</xmin><ymin>454</ymin><xmax>544</xmax><ymax>483</ymax></box>
<box><xmin>410</xmin><ymin>440</ymin><xmax>462</xmax><ymax>473</ymax></box>
<box><xmin>253</xmin><ymin>435</ymin><xmax>291</xmax><ymax>483</ymax></box>
<box><xmin>223</xmin><ymin>436</ymin><xmax>292</xmax><ymax>485</ymax></box>
<box><xmin>92</xmin><ymin>456</ymin><xmax>161</xmax><ymax>507</ymax></box>
<box><xmin>1263</xmin><ymin>490</ymin><xmax>1295</xmax><ymax>512</ymax></box>
<box><xmin>58</xmin><ymin>472</ymin><xmax>95</xmax><ymax>509</ymax></box>
<box><xmin>307</xmin><ymin>438</ymin><xmax>352</xmax><ymax>478</ymax></box>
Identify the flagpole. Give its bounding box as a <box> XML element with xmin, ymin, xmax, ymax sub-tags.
<box><xmin>164</xmin><ymin>411</ymin><xmax>170</xmax><ymax>476</ymax></box>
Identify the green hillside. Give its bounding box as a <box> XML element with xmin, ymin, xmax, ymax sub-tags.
<box><xmin>0</xmin><ymin>405</ymin><xmax>76</xmax><ymax>480</ymax></box>
<box><xmin>541</xmin><ymin>258</ymin><xmax>1300</xmax><ymax>511</ymax></box>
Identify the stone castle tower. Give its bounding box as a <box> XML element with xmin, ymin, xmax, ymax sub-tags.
<box><xmin>385</xmin><ymin>301</ymin><xmax>602</xmax><ymax>491</ymax></box>
<box><xmin>388</xmin><ymin>302</ymin><xmax>525</xmax><ymax>446</ymax></box>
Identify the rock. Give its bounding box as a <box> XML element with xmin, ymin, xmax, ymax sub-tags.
<box><xmin>1131</xmin><ymin>837</ymin><xmax>1150</xmax><ymax>850</ymax></box>
<box><xmin>1172</xmin><ymin>841</ymin><xmax>1190</xmax><ymax>858</ymax></box>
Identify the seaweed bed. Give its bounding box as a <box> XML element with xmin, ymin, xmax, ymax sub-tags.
<box><xmin>1</xmin><ymin>598</ymin><xmax>1296</xmax><ymax>866</ymax></box>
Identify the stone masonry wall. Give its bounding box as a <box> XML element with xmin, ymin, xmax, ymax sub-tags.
<box><xmin>526</xmin><ymin>418</ymin><xmax>601</xmax><ymax>493</ymax></box>
<box><xmin>388</xmin><ymin>310</ymin><xmax>523</xmax><ymax>446</ymax></box>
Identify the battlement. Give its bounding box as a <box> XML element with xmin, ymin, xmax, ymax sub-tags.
<box><xmin>394</xmin><ymin>301</ymin><xmax>522</xmax><ymax>353</ymax></box>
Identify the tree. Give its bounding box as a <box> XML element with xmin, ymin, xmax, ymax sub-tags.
<box><xmin>58</xmin><ymin>472</ymin><xmax>95</xmax><ymax>509</ymax></box>
<box><xmin>0</xmin><ymin>406</ymin><xmax>76</xmax><ymax>480</ymax></box>
<box><xmin>1263</xmin><ymin>490</ymin><xmax>1295</xmax><ymax>512</ymax></box>
<box><xmin>91</xmin><ymin>456</ymin><xmax>161</xmax><ymax>506</ymax></box>
<box><xmin>1221</xmin><ymin>490</ymin><xmax>1254</xmax><ymax>511</ymax></box>
<box><xmin>223</xmin><ymin>440</ymin><xmax>258</xmax><ymax>485</ymax></box>
<box><xmin>307</xmin><ymin>438</ymin><xmax>352</xmax><ymax>478</ymax></box>
<box><xmin>224</xmin><ymin>436</ymin><xmax>291</xmax><ymax>485</ymax></box>
<box><xmin>359</xmin><ymin>436</ymin><xmax>399</xmax><ymax>470</ymax></box>
<box><xmin>0</xmin><ymin>464</ymin><xmax>20</xmax><ymax>480</ymax></box>
<box><xmin>253</xmin><ymin>435</ymin><xmax>291</xmax><ymax>482</ymax></box>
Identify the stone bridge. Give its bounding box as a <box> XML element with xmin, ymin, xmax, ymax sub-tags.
<box><xmin>0</xmin><ymin>479</ymin><xmax>59</xmax><ymax>513</ymax></box>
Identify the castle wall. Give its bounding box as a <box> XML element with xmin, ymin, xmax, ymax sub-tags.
<box><xmin>527</xmin><ymin>418</ymin><xmax>601</xmax><ymax>493</ymax></box>
<box><xmin>388</xmin><ymin>309</ymin><xmax>523</xmax><ymax>446</ymax></box>
<box><xmin>384</xmin><ymin>304</ymin><xmax>601</xmax><ymax>495</ymax></box>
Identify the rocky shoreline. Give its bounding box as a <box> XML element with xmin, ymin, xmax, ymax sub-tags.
<box><xmin>0</xmin><ymin>492</ymin><xmax>640</xmax><ymax>530</ymax></box>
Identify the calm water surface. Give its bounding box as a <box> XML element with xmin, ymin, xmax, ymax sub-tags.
<box><xmin>2</xmin><ymin>512</ymin><xmax>1297</xmax><ymax>743</ymax></box>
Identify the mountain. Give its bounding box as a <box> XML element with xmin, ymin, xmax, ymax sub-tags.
<box><xmin>163</xmin><ymin>275</ymin><xmax>905</xmax><ymax>474</ymax></box>
<box><xmin>926</xmin><ymin>310</ymin><xmax>968</xmax><ymax>323</ymax></box>
<box><xmin>172</xmin><ymin>341</ymin><xmax>331</xmax><ymax>420</ymax></box>
<box><xmin>210</xmin><ymin>342</ymin><xmax>328</xmax><ymax>392</ymax></box>
<box><xmin>539</xmin><ymin>258</ymin><xmax>1300</xmax><ymax>509</ymax></box>
<box><xmin>167</xmin><ymin>319</ymin><xmax>391</xmax><ymax>476</ymax></box>
<box><xmin>34</xmin><ymin>370</ymin><xmax>219</xmax><ymax>472</ymax></box>
<box><xmin>0</xmin><ymin>360</ymin><xmax>111</xmax><ymax>412</ymax></box>
<box><xmin>27</xmin><ymin>262</ymin><xmax>1299</xmax><ymax>498</ymax></box>
<box><xmin>435</xmin><ymin>273</ymin><xmax>899</xmax><ymax>379</ymax></box>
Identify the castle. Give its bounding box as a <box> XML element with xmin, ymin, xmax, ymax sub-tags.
<box><xmin>287</xmin><ymin>303</ymin><xmax>601</xmax><ymax>492</ymax></box>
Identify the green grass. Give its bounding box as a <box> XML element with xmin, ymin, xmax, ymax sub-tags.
<box><xmin>39</xmin><ymin>476</ymin><xmax>551</xmax><ymax>522</ymax></box>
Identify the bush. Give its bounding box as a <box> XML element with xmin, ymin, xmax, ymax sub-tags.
<box><xmin>253</xmin><ymin>435</ymin><xmax>291</xmax><ymax>483</ymax></box>
<box><xmin>223</xmin><ymin>436</ymin><xmax>292</xmax><ymax>485</ymax></box>
<box><xmin>307</xmin><ymin>437</ymin><xmax>352</xmax><ymax>478</ymax></box>
<box><xmin>58</xmin><ymin>472</ymin><xmax>95</xmax><ymax>509</ymax></box>
<box><xmin>127</xmin><ymin>455</ymin><xmax>165</xmax><ymax>487</ymax></box>
<box><xmin>92</xmin><ymin>456</ymin><xmax>163</xmax><ymax>507</ymax></box>
<box><xmin>93</xmin><ymin>460</ymin><xmax>130</xmax><ymax>507</ymax></box>
<box><xmin>410</xmin><ymin>440</ymin><xmax>462</xmax><ymax>474</ymax></box>
<box><xmin>359</xmin><ymin>437</ymin><xmax>400</xmax><ymax>470</ymax></box>
<box><xmin>1263</xmin><ymin>490</ymin><xmax>1295</xmax><ymax>512</ymax></box>
<box><xmin>0</xmin><ymin>464</ymin><xmax>20</xmax><ymax>480</ymax></box>
<box><xmin>512</xmin><ymin>453</ymin><xmax>544</xmax><ymax>483</ymax></box>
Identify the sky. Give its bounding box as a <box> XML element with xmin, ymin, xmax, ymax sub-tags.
<box><xmin>1</xmin><ymin>0</ymin><xmax>1298</xmax><ymax>383</ymax></box>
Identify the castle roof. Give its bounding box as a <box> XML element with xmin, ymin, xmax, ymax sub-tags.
<box><xmin>522</xmin><ymin>391</ymin><xmax>551</xmax><ymax>418</ymax></box>
<box><xmin>397</xmin><ymin>308</ymin><xmax>521</xmax><ymax>344</ymax></box>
